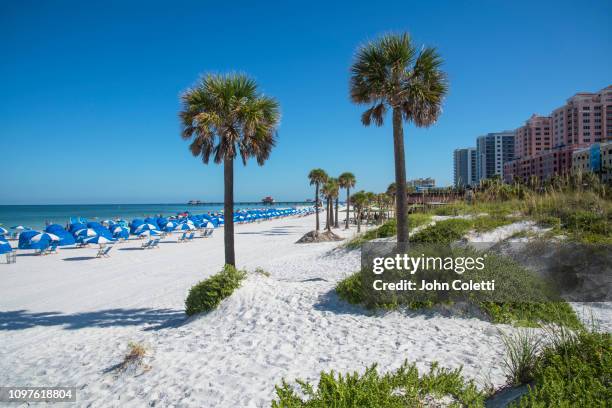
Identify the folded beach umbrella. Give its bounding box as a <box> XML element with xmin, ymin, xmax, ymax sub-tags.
<box><xmin>156</xmin><ymin>217</ymin><xmax>169</xmax><ymax>230</ymax></box>
<box><xmin>133</xmin><ymin>223</ymin><xmax>159</xmax><ymax>235</ymax></box>
<box><xmin>83</xmin><ymin>235</ymin><xmax>116</xmax><ymax>245</ymax></box>
<box><xmin>0</xmin><ymin>237</ymin><xmax>12</xmax><ymax>254</ymax></box>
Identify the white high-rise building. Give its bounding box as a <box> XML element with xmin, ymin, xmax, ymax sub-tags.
<box><xmin>476</xmin><ymin>131</ymin><xmax>516</xmax><ymax>181</ymax></box>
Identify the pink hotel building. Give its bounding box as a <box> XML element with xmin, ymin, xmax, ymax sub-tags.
<box><xmin>504</xmin><ymin>85</ymin><xmax>612</xmax><ymax>183</ymax></box>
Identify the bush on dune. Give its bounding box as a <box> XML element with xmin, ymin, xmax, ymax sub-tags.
<box><xmin>272</xmin><ymin>360</ymin><xmax>485</xmax><ymax>408</ymax></box>
<box><xmin>511</xmin><ymin>330</ymin><xmax>611</xmax><ymax>407</ymax></box>
<box><xmin>185</xmin><ymin>265</ymin><xmax>246</xmax><ymax>316</ymax></box>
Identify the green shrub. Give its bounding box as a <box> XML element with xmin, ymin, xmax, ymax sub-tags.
<box><xmin>410</xmin><ymin>219</ymin><xmax>473</xmax><ymax>244</ymax></box>
<box><xmin>271</xmin><ymin>360</ymin><xmax>485</xmax><ymax>407</ymax></box>
<box><xmin>335</xmin><ymin>272</ymin><xmax>363</xmax><ymax>305</ymax></box>
<box><xmin>512</xmin><ymin>331</ymin><xmax>611</xmax><ymax>407</ymax></box>
<box><xmin>472</xmin><ymin>216</ymin><xmax>514</xmax><ymax>232</ymax></box>
<box><xmin>185</xmin><ymin>264</ymin><xmax>246</xmax><ymax>316</ymax></box>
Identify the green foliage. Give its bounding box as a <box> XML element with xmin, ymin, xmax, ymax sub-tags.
<box><xmin>410</xmin><ymin>219</ymin><xmax>473</xmax><ymax>244</ymax></box>
<box><xmin>335</xmin><ymin>272</ymin><xmax>363</xmax><ymax>305</ymax></box>
<box><xmin>480</xmin><ymin>302</ymin><xmax>581</xmax><ymax>329</ymax></box>
<box><xmin>271</xmin><ymin>360</ymin><xmax>485</xmax><ymax>407</ymax></box>
<box><xmin>472</xmin><ymin>216</ymin><xmax>514</xmax><ymax>232</ymax></box>
<box><xmin>521</xmin><ymin>191</ymin><xmax>611</xmax><ymax>243</ymax></box>
<box><xmin>345</xmin><ymin>215</ymin><xmax>433</xmax><ymax>249</ymax></box>
<box><xmin>500</xmin><ymin>330</ymin><xmax>542</xmax><ymax>385</ymax></box>
<box><xmin>512</xmin><ymin>331</ymin><xmax>612</xmax><ymax>407</ymax></box>
<box><xmin>185</xmin><ymin>265</ymin><xmax>246</xmax><ymax>316</ymax></box>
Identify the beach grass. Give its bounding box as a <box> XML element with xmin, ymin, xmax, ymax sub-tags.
<box><xmin>272</xmin><ymin>360</ymin><xmax>485</xmax><ymax>408</ymax></box>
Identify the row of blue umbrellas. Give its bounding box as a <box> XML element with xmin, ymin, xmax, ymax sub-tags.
<box><xmin>4</xmin><ymin>206</ymin><xmax>315</xmax><ymax>252</ymax></box>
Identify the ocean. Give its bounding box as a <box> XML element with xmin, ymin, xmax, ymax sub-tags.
<box><xmin>0</xmin><ymin>202</ymin><xmax>310</xmax><ymax>231</ymax></box>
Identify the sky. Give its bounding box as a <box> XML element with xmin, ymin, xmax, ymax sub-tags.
<box><xmin>1</xmin><ymin>0</ymin><xmax>611</xmax><ymax>204</ymax></box>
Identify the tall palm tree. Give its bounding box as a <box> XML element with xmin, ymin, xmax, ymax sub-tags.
<box><xmin>308</xmin><ymin>169</ymin><xmax>328</xmax><ymax>231</ymax></box>
<box><xmin>351</xmin><ymin>191</ymin><xmax>368</xmax><ymax>233</ymax></box>
<box><xmin>338</xmin><ymin>172</ymin><xmax>356</xmax><ymax>229</ymax></box>
<box><xmin>321</xmin><ymin>178</ymin><xmax>339</xmax><ymax>231</ymax></box>
<box><xmin>180</xmin><ymin>73</ymin><xmax>280</xmax><ymax>266</ymax></box>
<box><xmin>350</xmin><ymin>33</ymin><xmax>448</xmax><ymax>244</ymax></box>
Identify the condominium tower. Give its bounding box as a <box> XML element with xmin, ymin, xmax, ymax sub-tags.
<box><xmin>453</xmin><ymin>148</ymin><xmax>477</xmax><ymax>187</ymax></box>
<box><xmin>476</xmin><ymin>131</ymin><xmax>516</xmax><ymax>181</ymax></box>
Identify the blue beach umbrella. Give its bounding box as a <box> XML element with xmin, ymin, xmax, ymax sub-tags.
<box><xmin>110</xmin><ymin>226</ymin><xmax>129</xmax><ymax>239</ymax></box>
<box><xmin>45</xmin><ymin>225</ymin><xmax>76</xmax><ymax>246</ymax></box>
<box><xmin>0</xmin><ymin>236</ymin><xmax>12</xmax><ymax>254</ymax></box>
<box><xmin>74</xmin><ymin>228</ymin><xmax>98</xmax><ymax>238</ymax></box>
<box><xmin>133</xmin><ymin>223</ymin><xmax>159</xmax><ymax>235</ymax></box>
<box><xmin>176</xmin><ymin>222</ymin><xmax>196</xmax><ymax>231</ymax></box>
<box><xmin>83</xmin><ymin>235</ymin><xmax>116</xmax><ymax>245</ymax></box>
<box><xmin>0</xmin><ymin>226</ymin><xmax>8</xmax><ymax>235</ymax></box>
<box><xmin>162</xmin><ymin>221</ymin><xmax>178</xmax><ymax>232</ymax></box>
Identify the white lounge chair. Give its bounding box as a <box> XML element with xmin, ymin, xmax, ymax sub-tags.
<box><xmin>141</xmin><ymin>240</ymin><xmax>153</xmax><ymax>249</ymax></box>
<box><xmin>149</xmin><ymin>239</ymin><xmax>160</xmax><ymax>249</ymax></box>
<box><xmin>177</xmin><ymin>232</ymin><xmax>187</xmax><ymax>243</ymax></box>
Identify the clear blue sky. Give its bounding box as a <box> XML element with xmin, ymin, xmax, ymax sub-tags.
<box><xmin>1</xmin><ymin>0</ymin><xmax>610</xmax><ymax>204</ymax></box>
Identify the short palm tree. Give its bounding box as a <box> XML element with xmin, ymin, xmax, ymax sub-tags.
<box><xmin>350</xmin><ymin>191</ymin><xmax>368</xmax><ymax>233</ymax></box>
<box><xmin>308</xmin><ymin>169</ymin><xmax>328</xmax><ymax>231</ymax></box>
<box><xmin>350</xmin><ymin>33</ymin><xmax>448</xmax><ymax>244</ymax></box>
<box><xmin>180</xmin><ymin>73</ymin><xmax>280</xmax><ymax>266</ymax></box>
<box><xmin>338</xmin><ymin>172</ymin><xmax>356</xmax><ymax>229</ymax></box>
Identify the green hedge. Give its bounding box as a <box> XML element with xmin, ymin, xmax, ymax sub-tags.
<box><xmin>185</xmin><ymin>265</ymin><xmax>246</xmax><ymax>316</ymax></box>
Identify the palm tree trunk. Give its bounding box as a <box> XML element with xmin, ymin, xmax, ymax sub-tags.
<box><xmin>315</xmin><ymin>184</ymin><xmax>320</xmax><ymax>231</ymax></box>
<box><xmin>357</xmin><ymin>210</ymin><xmax>361</xmax><ymax>232</ymax></box>
<box><xmin>393</xmin><ymin>107</ymin><xmax>409</xmax><ymax>246</ymax></box>
<box><xmin>326</xmin><ymin>198</ymin><xmax>332</xmax><ymax>231</ymax></box>
<box><xmin>345</xmin><ymin>188</ymin><xmax>350</xmax><ymax>229</ymax></box>
<box><xmin>334</xmin><ymin>197</ymin><xmax>339</xmax><ymax>228</ymax></box>
<box><xmin>224</xmin><ymin>157</ymin><xmax>235</xmax><ymax>266</ymax></box>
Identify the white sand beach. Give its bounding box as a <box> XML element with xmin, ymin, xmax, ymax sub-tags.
<box><xmin>0</xmin><ymin>213</ymin><xmax>604</xmax><ymax>407</ymax></box>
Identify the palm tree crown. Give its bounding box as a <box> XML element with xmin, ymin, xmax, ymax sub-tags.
<box><xmin>350</xmin><ymin>33</ymin><xmax>448</xmax><ymax>126</ymax></box>
<box><xmin>180</xmin><ymin>73</ymin><xmax>280</xmax><ymax>165</ymax></box>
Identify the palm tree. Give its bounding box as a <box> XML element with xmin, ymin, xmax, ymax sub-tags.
<box><xmin>308</xmin><ymin>169</ymin><xmax>328</xmax><ymax>231</ymax></box>
<box><xmin>351</xmin><ymin>191</ymin><xmax>368</xmax><ymax>233</ymax></box>
<box><xmin>338</xmin><ymin>172</ymin><xmax>356</xmax><ymax>229</ymax></box>
<box><xmin>180</xmin><ymin>73</ymin><xmax>280</xmax><ymax>266</ymax></box>
<box><xmin>350</xmin><ymin>33</ymin><xmax>448</xmax><ymax>244</ymax></box>
<box><xmin>321</xmin><ymin>178</ymin><xmax>339</xmax><ymax>232</ymax></box>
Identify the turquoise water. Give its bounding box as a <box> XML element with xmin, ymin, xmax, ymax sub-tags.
<box><xmin>0</xmin><ymin>203</ymin><xmax>309</xmax><ymax>231</ymax></box>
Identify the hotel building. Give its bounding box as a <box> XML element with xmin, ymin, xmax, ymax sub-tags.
<box><xmin>504</xmin><ymin>85</ymin><xmax>612</xmax><ymax>183</ymax></box>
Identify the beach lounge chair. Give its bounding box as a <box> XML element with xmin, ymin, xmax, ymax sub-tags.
<box><xmin>36</xmin><ymin>243</ymin><xmax>50</xmax><ymax>255</ymax></box>
<box><xmin>185</xmin><ymin>232</ymin><xmax>195</xmax><ymax>242</ymax></box>
<box><xmin>6</xmin><ymin>251</ymin><xmax>16</xmax><ymax>264</ymax></box>
<box><xmin>96</xmin><ymin>246</ymin><xmax>113</xmax><ymax>258</ymax></box>
<box><xmin>141</xmin><ymin>240</ymin><xmax>153</xmax><ymax>249</ymax></box>
<box><xmin>150</xmin><ymin>239</ymin><xmax>160</xmax><ymax>249</ymax></box>
<box><xmin>46</xmin><ymin>242</ymin><xmax>58</xmax><ymax>254</ymax></box>
<box><xmin>203</xmin><ymin>228</ymin><xmax>214</xmax><ymax>238</ymax></box>
<box><xmin>177</xmin><ymin>232</ymin><xmax>187</xmax><ymax>243</ymax></box>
